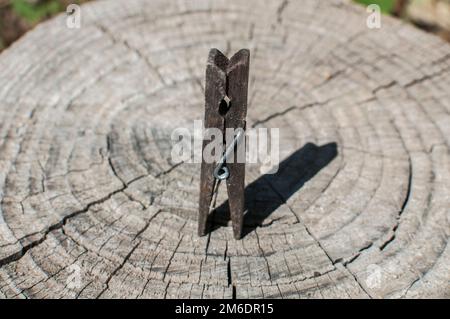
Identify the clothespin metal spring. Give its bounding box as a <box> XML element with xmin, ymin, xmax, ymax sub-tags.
<box><xmin>213</xmin><ymin>130</ymin><xmax>244</xmax><ymax>180</ymax></box>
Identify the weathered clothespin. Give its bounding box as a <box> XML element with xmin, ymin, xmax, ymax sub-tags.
<box><xmin>198</xmin><ymin>48</ymin><xmax>250</xmax><ymax>240</ymax></box>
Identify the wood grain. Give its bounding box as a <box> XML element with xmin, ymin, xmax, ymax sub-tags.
<box><xmin>0</xmin><ymin>0</ymin><xmax>449</xmax><ymax>299</ymax></box>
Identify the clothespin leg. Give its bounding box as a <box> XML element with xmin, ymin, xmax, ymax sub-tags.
<box><xmin>226</xmin><ymin>162</ymin><xmax>245</xmax><ymax>239</ymax></box>
<box><xmin>225</xmin><ymin>49</ymin><xmax>250</xmax><ymax>239</ymax></box>
<box><xmin>198</xmin><ymin>49</ymin><xmax>228</xmax><ymax>236</ymax></box>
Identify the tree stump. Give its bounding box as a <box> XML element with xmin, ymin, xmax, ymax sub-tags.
<box><xmin>0</xmin><ymin>0</ymin><xmax>449</xmax><ymax>299</ymax></box>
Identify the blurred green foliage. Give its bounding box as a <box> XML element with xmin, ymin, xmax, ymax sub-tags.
<box><xmin>354</xmin><ymin>0</ymin><xmax>396</xmax><ymax>13</ymax></box>
<box><xmin>11</xmin><ymin>0</ymin><xmax>63</xmax><ymax>23</ymax></box>
<box><xmin>8</xmin><ymin>0</ymin><xmax>396</xmax><ymax>25</ymax></box>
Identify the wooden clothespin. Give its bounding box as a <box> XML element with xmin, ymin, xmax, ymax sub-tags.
<box><xmin>198</xmin><ymin>48</ymin><xmax>250</xmax><ymax>240</ymax></box>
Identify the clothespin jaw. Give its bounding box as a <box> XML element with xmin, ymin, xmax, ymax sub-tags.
<box><xmin>198</xmin><ymin>48</ymin><xmax>250</xmax><ymax>240</ymax></box>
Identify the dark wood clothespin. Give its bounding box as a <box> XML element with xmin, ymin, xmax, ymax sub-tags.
<box><xmin>198</xmin><ymin>48</ymin><xmax>250</xmax><ymax>240</ymax></box>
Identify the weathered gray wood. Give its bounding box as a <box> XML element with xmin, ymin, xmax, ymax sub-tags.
<box><xmin>0</xmin><ymin>0</ymin><xmax>449</xmax><ymax>299</ymax></box>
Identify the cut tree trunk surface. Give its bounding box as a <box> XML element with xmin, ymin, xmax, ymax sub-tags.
<box><xmin>0</xmin><ymin>0</ymin><xmax>449</xmax><ymax>299</ymax></box>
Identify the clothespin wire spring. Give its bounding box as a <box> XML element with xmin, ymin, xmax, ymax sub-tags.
<box><xmin>213</xmin><ymin>130</ymin><xmax>244</xmax><ymax>180</ymax></box>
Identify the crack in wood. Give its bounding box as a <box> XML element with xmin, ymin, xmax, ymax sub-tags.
<box><xmin>96</xmin><ymin>241</ymin><xmax>141</xmax><ymax>298</ymax></box>
<box><xmin>379</xmin><ymin>157</ymin><xmax>413</xmax><ymax>251</ymax></box>
<box><xmin>0</xmin><ymin>163</ymin><xmax>180</xmax><ymax>269</ymax></box>
<box><xmin>276</xmin><ymin>0</ymin><xmax>289</xmax><ymax>24</ymax></box>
